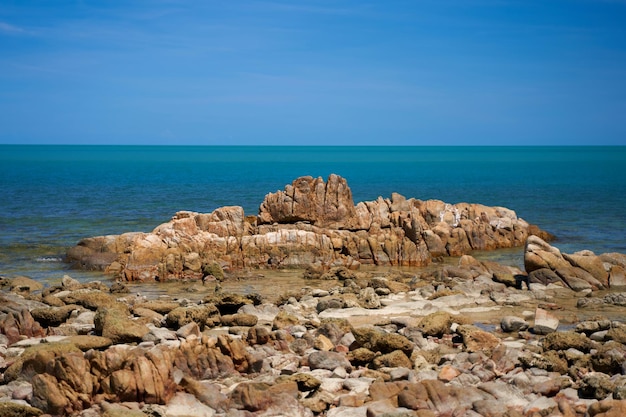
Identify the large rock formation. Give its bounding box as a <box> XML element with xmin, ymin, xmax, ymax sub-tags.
<box><xmin>67</xmin><ymin>174</ymin><xmax>548</xmax><ymax>281</ymax></box>
<box><xmin>525</xmin><ymin>235</ymin><xmax>626</xmax><ymax>291</ymax></box>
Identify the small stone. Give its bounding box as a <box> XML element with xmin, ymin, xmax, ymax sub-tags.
<box><xmin>533</xmin><ymin>308</ymin><xmax>559</xmax><ymax>335</ymax></box>
<box><xmin>438</xmin><ymin>365</ymin><xmax>460</xmax><ymax>382</ymax></box>
<box><xmin>176</xmin><ymin>322</ymin><xmax>201</xmax><ymax>339</ymax></box>
<box><xmin>314</xmin><ymin>334</ymin><xmax>335</xmax><ymax>351</ymax></box>
<box><xmin>501</xmin><ymin>316</ymin><xmax>529</xmax><ymax>333</ymax></box>
<box><xmin>308</xmin><ymin>351</ymin><xmax>352</xmax><ymax>372</ymax></box>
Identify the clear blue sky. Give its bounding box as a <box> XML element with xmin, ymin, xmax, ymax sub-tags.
<box><xmin>1</xmin><ymin>1</ymin><xmax>625</xmax><ymax>145</ymax></box>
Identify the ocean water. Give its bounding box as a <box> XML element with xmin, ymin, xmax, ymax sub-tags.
<box><xmin>1</xmin><ymin>145</ymin><xmax>625</xmax><ymax>284</ymax></box>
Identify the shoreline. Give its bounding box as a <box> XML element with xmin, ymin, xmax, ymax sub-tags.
<box><xmin>2</xmin><ymin>241</ymin><xmax>626</xmax><ymax>416</ymax></box>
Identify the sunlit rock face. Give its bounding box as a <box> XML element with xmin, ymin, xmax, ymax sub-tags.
<box><xmin>66</xmin><ymin>174</ymin><xmax>546</xmax><ymax>281</ymax></box>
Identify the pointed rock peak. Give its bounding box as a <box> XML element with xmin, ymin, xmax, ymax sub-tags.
<box><xmin>257</xmin><ymin>175</ymin><xmax>357</xmax><ymax>228</ymax></box>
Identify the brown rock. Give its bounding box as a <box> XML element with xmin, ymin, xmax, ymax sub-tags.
<box><xmin>456</xmin><ymin>325</ymin><xmax>501</xmax><ymax>353</ymax></box>
<box><xmin>524</xmin><ymin>235</ymin><xmax>571</xmax><ymax>273</ymax></box>
<box><xmin>31</xmin><ymin>304</ymin><xmax>82</xmax><ymax>327</ymax></box>
<box><xmin>587</xmin><ymin>399</ymin><xmax>626</xmax><ymax>417</ymax></box>
<box><xmin>229</xmin><ymin>381</ymin><xmax>298</xmax><ymax>412</ymax></box>
<box><xmin>133</xmin><ymin>300</ymin><xmax>180</xmax><ymax>315</ymax></box>
<box><xmin>61</xmin><ymin>290</ymin><xmax>118</xmax><ymax>310</ymax></box>
<box><xmin>8</xmin><ymin>276</ymin><xmax>44</xmax><ymax>293</ymax></box>
<box><xmin>165</xmin><ymin>304</ymin><xmax>221</xmax><ymax>330</ymax></box>
<box><xmin>66</xmin><ymin>175</ymin><xmax>544</xmax><ymax>276</ymax></box>
<box><xmin>247</xmin><ymin>325</ymin><xmax>272</xmax><ymax>345</ymax></box>
<box><xmin>179</xmin><ymin>377</ymin><xmax>228</xmax><ymax>411</ymax></box>
<box><xmin>221</xmin><ymin>313</ymin><xmax>258</xmax><ymax>327</ymax></box>
<box><xmin>372</xmin><ymin>350</ymin><xmax>413</xmax><ymax>369</ymax></box>
<box><xmin>0</xmin><ymin>402</ymin><xmax>43</xmax><ymax>417</ymax></box>
<box><xmin>542</xmin><ymin>331</ymin><xmax>594</xmax><ymax>352</ymax></box>
<box><xmin>94</xmin><ymin>305</ymin><xmax>149</xmax><ymax>344</ymax></box>
<box><xmin>417</xmin><ymin>311</ymin><xmax>456</xmax><ymax>337</ymax></box>
<box><xmin>272</xmin><ymin>310</ymin><xmax>301</xmax><ymax>330</ymax></box>
<box><xmin>0</xmin><ymin>305</ymin><xmax>45</xmax><ymax>345</ymax></box>
<box><xmin>608</xmin><ymin>265</ymin><xmax>626</xmax><ymax>289</ymax></box>
<box><xmin>216</xmin><ymin>335</ymin><xmax>250</xmax><ymax>372</ymax></box>
<box><xmin>564</xmin><ymin>251</ymin><xmax>609</xmax><ymax>287</ymax></box>
<box><xmin>257</xmin><ymin>174</ymin><xmax>358</xmax><ymax>228</ymax></box>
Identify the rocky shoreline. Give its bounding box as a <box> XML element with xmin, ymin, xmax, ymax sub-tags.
<box><xmin>2</xmin><ymin>235</ymin><xmax>626</xmax><ymax>416</ymax></box>
<box><xmin>2</xmin><ymin>175</ymin><xmax>626</xmax><ymax>416</ymax></box>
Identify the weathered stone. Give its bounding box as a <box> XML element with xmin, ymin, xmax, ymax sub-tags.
<box><xmin>372</xmin><ymin>350</ymin><xmax>413</xmax><ymax>369</ymax></box>
<box><xmin>417</xmin><ymin>311</ymin><xmax>456</xmax><ymax>337</ymax></box>
<box><xmin>0</xmin><ymin>304</ymin><xmax>46</xmax><ymax>345</ymax></box>
<box><xmin>164</xmin><ymin>392</ymin><xmax>216</xmax><ymax>417</ymax></box>
<box><xmin>221</xmin><ymin>313</ymin><xmax>258</xmax><ymax>327</ymax></box>
<box><xmin>500</xmin><ymin>316</ymin><xmax>529</xmax><ymax>333</ymax></box>
<box><xmin>229</xmin><ymin>381</ymin><xmax>298</xmax><ymax>412</ymax></box>
<box><xmin>60</xmin><ymin>290</ymin><xmax>118</xmax><ymax>310</ymax></box>
<box><xmin>165</xmin><ymin>304</ymin><xmax>221</xmax><ymax>330</ymax></box>
<box><xmin>308</xmin><ymin>351</ymin><xmax>352</xmax><ymax>372</ymax></box>
<box><xmin>31</xmin><ymin>305</ymin><xmax>81</xmax><ymax>327</ymax></box>
<box><xmin>587</xmin><ymin>399</ymin><xmax>626</xmax><ymax>417</ymax></box>
<box><xmin>94</xmin><ymin>306</ymin><xmax>149</xmax><ymax>344</ymax></box>
<box><xmin>8</xmin><ymin>276</ymin><xmax>44</xmax><ymax>293</ymax></box>
<box><xmin>0</xmin><ymin>402</ymin><xmax>43</xmax><ymax>417</ymax></box>
<box><xmin>533</xmin><ymin>308</ymin><xmax>559</xmax><ymax>335</ymax></box>
<box><xmin>542</xmin><ymin>331</ymin><xmax>594</xmax><ymax>352</ymax></box>
<box><xmin>456</xmin><ymin>325</ymin><xmax>501</xmax><ymax>352</ymax></box>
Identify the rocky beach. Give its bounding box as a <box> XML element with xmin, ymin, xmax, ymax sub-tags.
<box><xmin>2</xmin><ymin>175</ymin><xmax>626</xmax><ymax>417</ymax></box>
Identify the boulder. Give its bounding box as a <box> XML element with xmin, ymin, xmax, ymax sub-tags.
<box><xmin>524</xmin><ymin>236</ymin><xmax>620</xmax><ymax>291</ymax></box>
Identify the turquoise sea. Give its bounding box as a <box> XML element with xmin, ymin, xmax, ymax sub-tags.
<box><xmin>1</xmin><ymin>145</ymin><xmax>625</xmax><ymax>284</ymax></box>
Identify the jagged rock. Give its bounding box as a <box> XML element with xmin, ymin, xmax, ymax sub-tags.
<box><xmin>67</xmin><ymin>175</ymin><xmax>543</xmax><ymax>279</ymax></box>
<box><xmin>525</xmin><ymin>236</ymin><xmax>618</xmax><ymax>290</ymax></box>
<box><xmin>258</xmin><ymin>174</ymin><xmax>358</xmax><ymax>229</ymax></box>
<box><xmin>0</xmin><ymin>302</ymin><xmax>46</xmax><ymax>345</ymax></box>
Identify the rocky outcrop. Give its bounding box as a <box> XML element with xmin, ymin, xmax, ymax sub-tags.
<box><xmin>67</xmin><ymin>174</ymin><xmax>547</xmax><ymax>281</ymax></box>
<box><xmin>525</xmin><ymin>235</ymin><xmax>626</xmax><ymax>290</ymax></box>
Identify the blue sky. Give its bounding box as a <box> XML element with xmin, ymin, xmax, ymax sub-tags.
<box><xmin>1</xmin><ymin>1</ymin><xmax>625</xmax><ymax>145</ymax></box>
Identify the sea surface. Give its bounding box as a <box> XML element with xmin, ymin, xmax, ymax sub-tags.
<box><xmin>1</xmin><ymin>145</ymin><xmax>625</xmax><ymax>288</ymax></box>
